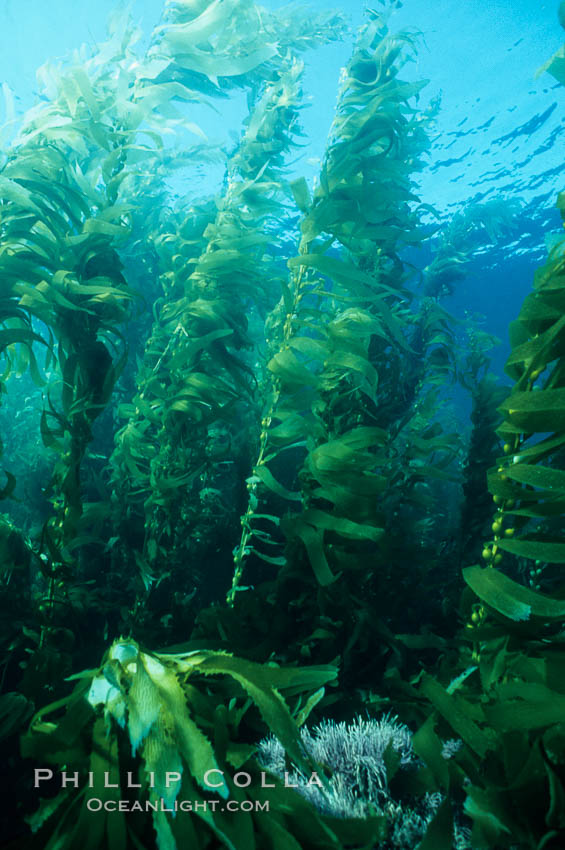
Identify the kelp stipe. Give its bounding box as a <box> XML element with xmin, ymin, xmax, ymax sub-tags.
<box><xmin>8</xmin><ymin>3</ymin><xmax>386</xmax><ymax>849</ymax></box>
<box><xmin>108</xmin><ymin>56</ymin><xmax>312</xmax><ymax>634</ymax></box>
<box><xmin>0</xmin><ymin>0</ymin><xmax>343</xmax><ymax>646</ymax></box>
<box><xmin>225</xmin><ymin>12</ymin><xmax>468</xmax><ymax>687</ymax></box>
<box><xmin>230</xmin><ymin>10</ymin><xmax>435</xmax><ymax>598</ymax></box>
<box><xmin>0</xmin><ymin>76</ymin><xmax>137</xmax><ymax>653</ymax></box>
<box><xmin>411</xmin><ymin>23</ymin><xmax>565</xmax><ymax>849</ymax></box>
<box><xmin>96</xmin><ymin>0</ymin><xmax>349</xmax><ymax>638</ymax></box>
<box><xmin>457</xmin><ymin>328</ymin><xmax>507</xmax><ymax>571</ymax></box>
<box><xmin>4</xmin><ymin>2</ymin><xmax>565</xmax><ymax>849</ymax></box>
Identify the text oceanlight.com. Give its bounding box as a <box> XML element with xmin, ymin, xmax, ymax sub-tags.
<box><xmin>86</xmin><ymin>799</ymin><xmax>270</xmax><ymax>813</ymax></box>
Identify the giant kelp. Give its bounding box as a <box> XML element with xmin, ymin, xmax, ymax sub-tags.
<box><xmin>407</xmin><ymin>22</ymin><xmax>565</xmax><ymax>850</ymax></box>
<box><xmin>2</xmin><ymin>1</ymin><xmax>565</xmax><ymax>849</ymax></box>
<box><xmin>229</xmin><ymin>13</ymin><xmax>460</xmax><ymax>602</ymax></box>
<box><xmin>109</xmin><ymin>57</ymin><xmax>308</xmax><ymax>627</ymax></box>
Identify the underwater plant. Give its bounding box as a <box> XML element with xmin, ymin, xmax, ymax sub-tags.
<box><xmin>1</xmin><ymin>1</ymin><xmax>565</xmax><ymax>849</ymax></box>
<box><xmin>229</xmin><ymin>12</ymin><xmax>433</xmax><ymax>595</ymax></box>
<box><xmin>109</xmin><ymin>55</ymin><xmax>309</xmax><ymax>626</ymax></box>
<box><xmin>22</xmin><ymin>639</ymin><xmax>359</xmax><ymax>850</ymax></box>
<box><xmin>406</xmin><ymin>26</ymin><xmax>565</xmax><ymax>849</ymax></box>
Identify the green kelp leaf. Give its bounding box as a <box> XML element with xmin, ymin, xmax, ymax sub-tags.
<box><xmin>168</xmin><ymin>45</ymin><xmax>278</xmax><ymax>80</ymax></box>
<box><xmin>180</xmin><ymin>653</ymin><xmax>314</xmax><ymax>777</ymax></box>
<box><xmin>290</xmin><ymin>177</ymin><xmax>311</xmax><ymax>212</ymax></box>
<box><xmin>412</xmin><ymin>716</ymin><xmax>449</xmax><ymax>790</ymax></box>
<box><xmin>170</xmin><ymin>773</ymin><xmax>252</xmax><ymax>850</ymax></box>
<box><xmin>487</xmin><ymin>468</ymin><xmax>522</xmax><ymax>501</ymax></box>
<box><xmin>333</xmin><ymin>425</ymin><xmax>388</xmax><ymax>450</ymax></box>
<box><xmin>253</xmin><ymin>465</ymin><xmax>302</xmax><ymax>501</ymax></box>
<box><xmin>268</xmin><ymin>413</ymin><xmax>322</xmax><ymax>445</ymax></box>
<box><xmin>503</xmin><ymin>464</ymin><xmax>565</xmax><ymax>492</ymax></box>
<box><xmin>537</xmin><ymin>45</ymin><xmax>565</xmax><ymax>85</ymax></box>
<box><xmin>464</xmin><ymin>787</ymin><xmax>513</xmax><ymax>842</ymax></box>
<box><xmin>26</xmin><ymin>787</ymin><xmax>75</xmax><ymax>834</ymax></box>
<box><xmin>419</xmin><ymin>673</ymin><xmax>492</xmax><ymax>758</ymax></box>
<box><xmin>331</xmin><ymin>818</ymin><xmax>387</xmax><ymax>846</ymax></box>
<box><xmin>0</xmin><ymin>470</ymin><xmax>16</xmax><ymax>499</ymax></box>
<box><xmin>513</xmin><ymin>432</ymin><xmax>565</xmax><ymax>463</ymax></box>
<box><xmin>24</xmin><ymin>677</ymin><xmax>93</xmax><ymax>759</ymax></box>
<box><xmin>509</xmin><ymin>501</ymin><xmax>565</xmax><ymax>518</ymax></box>
<box><xmin>310</xmin><ymin>478</ymin><xmax>384</xmax><ymax>509</ymax></box>
<box><xmin>157</xmin><ymin>0</ymin><xmax>238</xmax><ymax>43</ymax></box>
<box><xmin>251</xmin><ymin>550</ymin><xmax>286</xmax><ymax>566</ymax></box>
<box><xmin>268</xmin><ymin>348</ymin><xmax>317</xmax><ymax>389</ymax></box>
<box><xmin>497</xmin><ymin>538</ymin><xmax>565</xmax><ymax>563</ymax></box>
<box><xmin>71</xmin><ymin>68</ymin><xmax>101</xmax><ymax>121</ymax></box>
<box><xmin>545</xmin><ymin>755</ymin><xmax>565</xmax><ymax>829</ymax></box>
<box><xmin>286</xmin><ymin>517</ymin><xmax>337</xmax><ymax>586</ymax></box>
<box><xmin>137</xmin><ymin>652</ymin><xmax>229</xmax><ymax>801</ymax></box>
<box><xmin>153</xmin><ymin>811</ymin><xmax>178</xmax><ymax>850</ymax></box>
<box><xmin>295</xmin><ymin>688</ymin><xmax>325</xmax><ymax>727</ymax></box>
<box><xmin>83</xmin><ymin>218</ymin><xmax>129</xmax><ymax>238</ymax></box>
<box><xmin>514</xmin><ymin>291</ymin><xmax>564</xmax><ymax>324</ymax></box>
<box><xmin>175</xmin><ymin>372</ymin><xmax>237</xmax><ymax>405</ymax></box>
<box><xmin>169</xmin><ymin>329</ymin><xmax>234</xmax><ymax>369</ymax></box>
<box><xmin>301</xmin><ymin>507</ymin><xmax>383</xmax><ymax>542</ymax></box>
<box><xmin>88</xmin><ymin>120</ymin><xmax>113</xmax><ymax>152</ymax></box>
<box><xmin>308</xmin><ymin>439</ymin><xmax>387</xmax><ymax>493</ymax></box>
<box><xmin>1</xmin><ymin>253</ymin><xmax>45</xmax><ymax>286</ymax></box>
<box><xmin>71</xmin><ymin>717</ymin><xmax>125</xmax><ymax>850</ymax></box>
<box><xmin>135</xmin><ymin>81</ymin><xmax>204</xmax><ymax>112</ymax></box>
<box><xmin>39</xmin><ymin>410</ymin><xmax>65</xmax><ymax>451</ymax></box>
<box><xmin>255</xmin><ymin>816</ymin><xmax>303</xmax><ymax>850</ymax></box>
<box><xmin>225</xmin><ymin>742</ymin><xmax>257</xmax><ymax>771</ymax></box>
<box><xmin>322</xmin><ymin>350</ymin><xmax>379</xmax><ymax>395</ymax></box>
<box><xmin>0</xmin><ymin>692</ymin><xmax>33</xmax><ymax>740</ymax></box>
<box><xmin>464</xmin><ymin>564</ymin><xmax>565</xmax><ymax>620</ymax></box>
<box><xmin>288</xmin><ymin>336</ymin><xmax>327</xmax><ymax>361</ymax></box>
<box><xmin>416</xmin><ymin>799</ymin><xmax>453</xmax><ymax>850</ymax></box>
<box><xmin>39</xmin><ymin>280</ymin><xmax>98</xmax><ymax>315</ymax></box>
<box><xmin>499</xmin><ymin>388</ymin><xmax>565</xmax><ymax>433</ymax></box>
<box><xmin>190</xmin><ymin>656</ymin><xmax>337</xmax><ymax>699</ymax></box>
<box><xmin>485</xmin><ymin>690</ymin><xmax>565</xmax><ymax>732</ymax></box>
<box><xmin>151</xmin><ymin>469</ymin><xmax>200</xmax><ymax>493</ymax></box>
<box><xmin>288</xmin><ymin>253</ymin><xmax>391</xmax><ymax>296</ymax></box>
<box><xmin>194</xmin><ymin>776</ymin><xmax>256</xmax><ymax>850</ymax></box>
<box><xmin>504</xmin><ymin>313</ymin><xmax>565</xmax><ymax>381</ymax></box>
<box><xmin>327</xmin><ymin>306</ymin><xmax>379</xmax><ymax>342</ymax></box>
<box><xmin>0</xmin><ymin>175</ymin><xmax>42</xmax><ymax>214</ymax></box>
<box><xmin>28</xmin><ymin>347</ymin><xmax>45</xmax><ymax>386</ymax></box>
<box><xmin>279</xmin><ymin>277</ymin><xmax>294</xmax><ymax>314</ymax></box>
<box><xmin>463</xmin><ymin>565</ymin><xmax>530</xmax><ymax>621</ymax></box>
<box><xmin>0</xmin><ymin>328</ymin><xmax>47</xmax><ymax>351</ymax></box>
<box><xmin>54</xmin><ymin>278</ymin><xmax>129</xmax><ymax>299</ymax></box>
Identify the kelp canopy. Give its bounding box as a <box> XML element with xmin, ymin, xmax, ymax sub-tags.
<box><xmin>1</xmin><ymin>1</ymin><xmax>565</xmax><ymax>849</ymax></box>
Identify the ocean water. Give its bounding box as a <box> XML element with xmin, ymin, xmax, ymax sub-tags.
<box><xmin>1</xmin><ymin>1</ymin><xmax>564</xmax><ymax>848</ymax></box>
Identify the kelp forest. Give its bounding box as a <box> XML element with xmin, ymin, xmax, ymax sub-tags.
<box><xmin>1</xmin><ymin>0</ymin><xmax>565</xmax><ymax>848</ymax></box>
